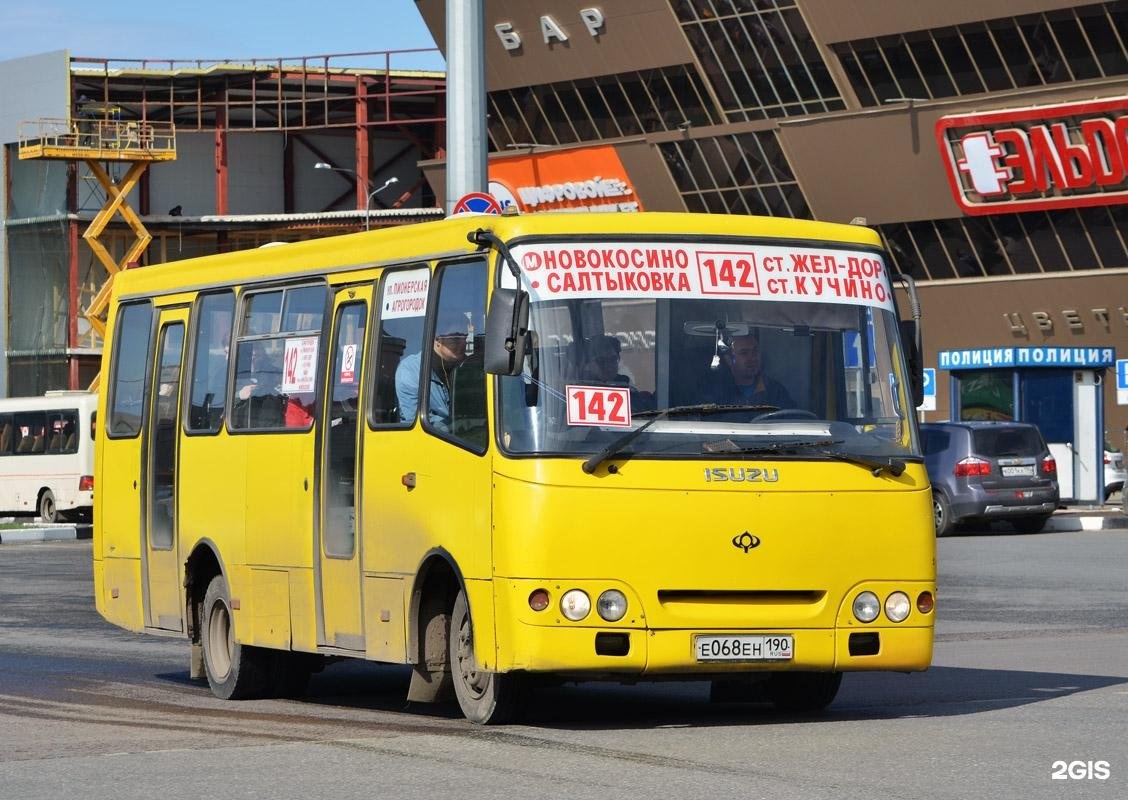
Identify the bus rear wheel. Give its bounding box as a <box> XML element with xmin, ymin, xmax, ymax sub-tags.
<box><xmin>201</xmin><ymin>574</ymin><xmax>270</xmax><ymax>700</ymax></box>
<box><xmin>449</xmin><ymin>589</ymin><xmax>521</xmax><ymax>724</ymax></box>
<box><xmin>39</xmin><ymin>490</ymin><xmax>59</xmax><ymax>523</ymax></box>
<box><xmin>767</xmin><ymin>671</ymin><xmax>842</xmax><ymax>713</ymax></box>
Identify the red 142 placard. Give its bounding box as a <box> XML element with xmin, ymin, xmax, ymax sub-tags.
<box><xmin>565</xmin><ymin>385</ymin><xmax>632</xmax><ymax>427</ymax></box>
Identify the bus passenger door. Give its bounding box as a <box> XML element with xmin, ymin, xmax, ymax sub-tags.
<box><xmin>144</xmin><ymin>308</ymin><xmax>188</xmax><ymax>631</ymax></box>
<box><xmin>317</xmin><ymin>288</ymin><xmax>370</xmax><ymax>650</ymax></box>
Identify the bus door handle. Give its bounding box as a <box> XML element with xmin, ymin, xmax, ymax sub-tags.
<box><xmin>401</xmin><ymin>472</ymin><xmax>416</xmax><ymax>490</ymax></box>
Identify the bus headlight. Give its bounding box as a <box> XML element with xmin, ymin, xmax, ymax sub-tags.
<box><xmin>853</xmin><ymin>591</ymin><xmax>880</xmax><ymax>623</ymax></box>
<box><xmin>596</xmin><ymin>590</ymin><xmax>628</xmax><ymax>622</ymax></box>
<box><xmin>560</xmin><ymin>589</ymin><xmax>591</xmax><ymax>621</ymax></box>
<box><xmin>884</xmin><ymin>591</ymin><xmax>911</xmax><ymax>622</ymax></box>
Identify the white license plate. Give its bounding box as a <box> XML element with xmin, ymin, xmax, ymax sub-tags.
<box><xmin>694</xmin><ymin>634</ymin><xmax>793</xmax><ymax>662</ymax></box>
<box><xmin>1002</xmin><ymin>465</ymin><xmax>1035</xmax><ymax>477</ymax></box>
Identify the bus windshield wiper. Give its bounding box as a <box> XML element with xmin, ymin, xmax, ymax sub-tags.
<box><xmin>580</xmin><ymin>403</ymin><xmax>776</xmax><ymax>474</ymax></box>
<box><xmin>708</xmin><ymin>439</ymin><xmax>907</xmax><ymax>477</ymax></box>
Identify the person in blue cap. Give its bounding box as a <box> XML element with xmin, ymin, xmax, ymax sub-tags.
<box><xmin>395</xmin><ymin>310</ymin><xmax>470</xmax><ymax>431</ymax></box>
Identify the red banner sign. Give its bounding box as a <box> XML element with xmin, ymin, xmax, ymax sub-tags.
<box><xmin>935</xmin><ymin>97</ymin><xmax>1128</xmax><ymax>215</ymax></box>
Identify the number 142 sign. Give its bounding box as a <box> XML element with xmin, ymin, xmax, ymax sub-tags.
<box><xmin>566</xmin><ymin>385</ymin><xmax>632</xmax><ymax>427</ymax></box>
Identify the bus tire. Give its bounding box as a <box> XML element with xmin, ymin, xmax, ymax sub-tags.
<box><xmin>39</xmin><ymin>490</ymin><xmax>59</xmax><ymax>523</ymax></box>
<box><xmin>767</xmin><ymin>671</ymin><xmax>842</xmax><ymax>713</ymax></box>
<box><xmin>449</xmin><ymin>589</ymin><xmax>521</xmax><ymax>724</ymax></box>
<box><xmin>201</xmin><ymin>574</ymin><xmax>270</xmax><ymax>700</ymax></box>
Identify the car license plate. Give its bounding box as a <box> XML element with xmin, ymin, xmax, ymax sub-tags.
<box><xmin>694</xmin><ymin>634</ymin><xmax>793</xmax><ymax>662</ymax></box>
<box><xmin>1002</xmin><ymin>465</ymin><xmax>1035</xmax><ymax>477</ymax></box>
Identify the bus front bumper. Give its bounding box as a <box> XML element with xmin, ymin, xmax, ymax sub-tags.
<box><xmin>495</xmin><ymin>620</ymin><xmax>933</xmax><ymax>677</ymax></box>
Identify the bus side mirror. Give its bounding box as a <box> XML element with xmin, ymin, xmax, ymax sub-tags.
<box><xmin>899</xmin><ymin>318</ymin><xmax>924</xmax><ymax>408</ymax></box>
<box><xmin>484</xmin><ymin>288</ymin><xmax>530</xmax><ymax>376</ymax></box>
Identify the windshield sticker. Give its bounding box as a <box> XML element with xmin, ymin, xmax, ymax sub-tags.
<box><xmin>566</xmin><ymin>384</ymin><xmax>632</xmax><ymax>427</ymax></box>
<box><xmin>281</xmin><ymin>336</ymin><xmax>319</xmax><ymax>393</ymax></box>
<box><xmin>510</xmin><ymin>242</ymin><xmax>893</xmax><ymax>310</ymax></box>
<box><xmin>382</xmin><ymin>268</ymin><xmax>430</xmax><ymax>319</ymax></box>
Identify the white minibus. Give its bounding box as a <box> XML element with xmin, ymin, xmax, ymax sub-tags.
<box><xmin>0</xmin><ymin>391</ymin><xmax>97</xmax><ymax>522</ymax></box>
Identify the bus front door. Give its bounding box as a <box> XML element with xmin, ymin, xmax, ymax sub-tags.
<box><xmin>143</xmin><ymin>308</ymin><xmax>188</xmax><ymax>631</ymax></box>
<box><xmin>316</xmin><ymin>288</ymin><xmax>370</xmax><ymax>651</ymax></box>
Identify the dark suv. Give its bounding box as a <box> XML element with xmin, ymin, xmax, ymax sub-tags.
<box><xmin>920</xmin><ymin>421</ymin><xmax>1060</xmax><ymax>536</ymax></box>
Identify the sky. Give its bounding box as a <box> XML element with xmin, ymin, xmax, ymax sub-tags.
<box><xmin>0</xmin><ymin>0</ymin><xmax>444</xmax><ymax>69</ymax></box>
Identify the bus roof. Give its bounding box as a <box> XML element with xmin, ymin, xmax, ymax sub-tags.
<box><xmin>0</xmin><ymin>392</ymin><xmax>98</xmax><ymax>411</ymax></box>
<box><xmin>110</xmin><ymin>212</ymin><xmax>885</xmax><ymax>301</ymax></box>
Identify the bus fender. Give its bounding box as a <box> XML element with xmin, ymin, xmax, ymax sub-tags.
<box><xmin>405</xmin><ymin>547</ymin><xmax>464</xmax><ymax>703</ymax></box>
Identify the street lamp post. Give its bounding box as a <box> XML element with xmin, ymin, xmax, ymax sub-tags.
<box><xmin>313</xmin><ymin>162</ymin><xmax>399</xmax><ymax>230</ymax></box>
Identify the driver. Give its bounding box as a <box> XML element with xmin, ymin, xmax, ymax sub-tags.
<box><xmin>709</xmin><ymin>331</ymin><xmax>795</xmax><ymax>407</ymax></box>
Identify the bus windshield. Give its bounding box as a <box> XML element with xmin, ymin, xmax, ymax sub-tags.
<box><xmin>496</xmin><ymin>238</ymin><xmax>918</xmax><ymax>462</ymax></box>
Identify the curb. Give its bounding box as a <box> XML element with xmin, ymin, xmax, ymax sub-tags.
<box><xmin>1043</xmin><ymin>510</ymin><xmax>1128</xmax><ymax>532</ymax></box>
<box><xmin>0</xmin><ymin>524</ymin><xmax>89</xmax><ymax>544</ymax></box>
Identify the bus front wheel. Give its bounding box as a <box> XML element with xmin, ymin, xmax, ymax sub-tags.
<box><xmin>201</xmin><ymin>574</ymin><xmax>270</xmax><ymax>700</ymax></box>
<box><xmin>449</xmin><ymin>589</ymin><xmax>521</xmax><ymax>724</ymax></box>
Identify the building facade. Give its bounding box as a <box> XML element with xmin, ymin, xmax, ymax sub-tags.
<box><xmin>416</xmin><ymin>0</ymin><xmax>1128</xmax><ymax>499</ymax></box>
<box><xmin>1</xmin><ymin>49</ymin><xmax>445</xmax><ymax>395</ymax></box>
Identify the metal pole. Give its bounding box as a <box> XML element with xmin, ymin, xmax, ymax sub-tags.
<box><xmin>446</xmin><ymin>0</ymin><xmax>488</xmax><ymax>214</ymax></box>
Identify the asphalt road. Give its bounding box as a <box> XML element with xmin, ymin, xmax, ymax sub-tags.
<box><xmin>0</xmin><ymin>530</ymin><xmax>1125</xmax><ymax>800</ymax></box>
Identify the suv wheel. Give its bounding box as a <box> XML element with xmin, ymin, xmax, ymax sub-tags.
<box><xmin>933</xmin><ymin>491</ymin><xmax>954</xmax><ymax>537</ymax></box>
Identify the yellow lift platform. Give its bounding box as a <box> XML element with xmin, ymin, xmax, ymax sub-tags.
<box><xmin>18</xmin><ymin>114</ymin><xmax>177</xmax><ymax>381</ymax></box>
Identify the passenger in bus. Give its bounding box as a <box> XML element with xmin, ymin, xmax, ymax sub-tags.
<box><xmin>234</xmin><ymin>342</ymin><xmax>286</xmax><ymax>427</ymax></box>
<box><xmin>395</xmin><ymin>312</ymin><xmax>469</xmax><ymax>431</ymax></box>
<box><xmin>61</xmin><ymin>420</ymin><xmax>77</xmax><ymax>452</ymax></box>
<box><xmin>706</xmin><ymin>331</ymin><xmax>795</xmax><ymax>407</ymax></box>
<box><xmin>580</xmin><ymin>335</ymin><xmax>655</xmax><ymax>410</ymax></box>
<box><xmin>284</xmin><ymin>393</ymin><xmax>314</xmax><ymax>427</ymax></box>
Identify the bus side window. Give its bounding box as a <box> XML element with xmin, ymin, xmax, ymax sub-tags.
<box><xmin>0</xmin><ymin>416</ymin><xmax>11</xmax><ymax>454</ymax></box>
<box><xmin>229</xmin><ymin>284</ymin><xmax>325</xmax><ymax>432</ymax></box>
<box><xmin>108</xmin><ymin>301</ymin><xmax>154</xmax><ymax>438</ymax></box>
<box><xmin>231</xmin><ymin>340</ymin><xmax>286</xmax><ymax>428</ymax></box>
<box><xmin>372</xmin><ymin>329</ymin><xmax>411</xmax><ymax>423</ymax></box>
<box><xmin>15</xmin><ymin>411</ymin><xmax>45</xmax><ymax>454</ymax></box>
<box><xmin>63</xmin><ymin>415</ymin><xmax>78</xmax><ymax>452</ymax></box>
<box><xmin>371</xmin><ymin>266</ymin><xmax>429</xmax><ymax>428</ymax></box>
<box><xmin>430</xmin><ymin>259</ymin><xmax>487</xmax><ymax>449</ymax></box>
<box><xmin>187</xmin><ymin>291</ymin><xmax>235</xmax><ymax>433</ymax></box>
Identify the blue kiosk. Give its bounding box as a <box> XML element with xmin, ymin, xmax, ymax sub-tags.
<box><xmin>937</xmin><ymin>346</ymin><xmax>1116</xmax><ymax>504</ymax></box>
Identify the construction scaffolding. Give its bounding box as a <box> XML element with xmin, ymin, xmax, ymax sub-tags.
<box><xmin>5</xmin><ymin>50</ymin><xmax>445</xmax><ymax>393</ymax></box>
<box><xmin>18</xmin><ymin>117</ymin><xmax>177</xmax><ymax>369</ymax></box>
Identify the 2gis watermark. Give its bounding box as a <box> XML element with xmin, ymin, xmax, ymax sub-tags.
<box><xmin>1050</xmin><ymin>760</ymin><xmax>1111</xmax><ymax>780</ymax></box>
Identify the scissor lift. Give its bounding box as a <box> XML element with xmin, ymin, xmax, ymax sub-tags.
<box><xmin>18</xmin><ymin>113</ymin><xmax>177</xmax><ymax>385</ymax></box>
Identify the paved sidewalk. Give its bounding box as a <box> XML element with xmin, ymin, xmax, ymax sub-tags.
<box><xmin>1043</xmin><ymin>503</ymin><xmax>1128</xmax><ymax>531</ymax></box>
<box><xmin>0</xmin><ymin>522</ymin><xmax>90</xmax><ymax>544</ymax></box>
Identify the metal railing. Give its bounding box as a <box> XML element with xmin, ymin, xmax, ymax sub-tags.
<box><xmin>18</xmin><ymin>118</ymin><xmax>176</xmax><ymax>156</ymax></box>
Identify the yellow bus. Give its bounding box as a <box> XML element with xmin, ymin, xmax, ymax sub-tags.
<box><xmin>94</xmin><ymin>211</ymin><xmax>934</xmax><ymax>723</ymax></box>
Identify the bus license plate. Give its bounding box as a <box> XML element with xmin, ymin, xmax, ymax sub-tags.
<box><xmin>1002</xmin><ymin>465</ymin><xmax>1035</xmax><ymax>477</ymax></box>
<box><xmin>694</xmin><ymin>634</ymin><xmax>793</xmax><ymax>662</ymax></box>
